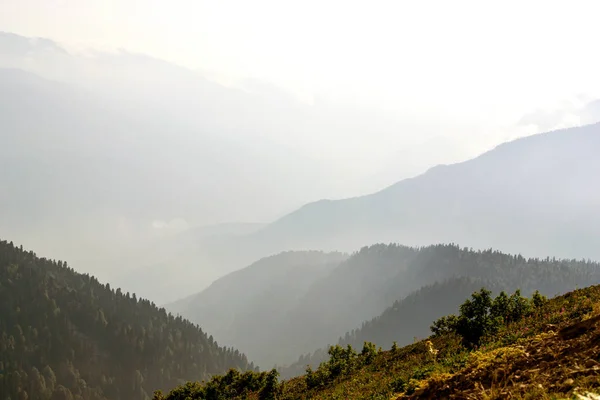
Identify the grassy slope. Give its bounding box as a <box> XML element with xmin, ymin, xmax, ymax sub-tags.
<box><xmin>156</xmin><ymin>284</ymin><xmax>600</xmax><ymax>399</ymax></box>
<box><xmin>278</xmin><ymin>285</ymin><xmax>600</xmax><ymax>400</ymax></box>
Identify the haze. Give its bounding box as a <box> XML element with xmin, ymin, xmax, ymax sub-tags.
<box><xmin>1</xmin><ymin>0</ymin><xmax>600</xmax><ymax>303</ymax></box>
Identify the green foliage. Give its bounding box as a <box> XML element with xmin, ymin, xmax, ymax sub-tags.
<box><xmin>155</xmin><ymin>369</ymin><xmax>280</xmax><ymax>400</ymax></box>
<box><xmin>326</xmin><ymin>345</ymin><xmax>356</xmax><ymax>378</ymax></box>
<box><xmin>0</xmin><ymin>239</ymin><xmax>254</xmax><ymax>400</ymax></box>
<box><xmin>361</xmin><ymin>341</ymin><xmax>378</xmax><ymax>365</ymax></box>
<box><xmin>430</xmin><ymin>314</ymin><xmax>460</xmax><ymax>337</ymax></box>
<box><xmin>162</xmin><ymin>284</ymin><xmax>600</xmax><ymax>399</ymax></box>
<box><xmin>259</xmin><ymin>369</ymin><xmax>281</xmax><ymax>400</ymax></box>
<box><xmin>456</xmin><ymin>288</ymin><xmax>497</xmax><ymax>345</ymax></box>
<box><xmin>303</xmin><ymin>342</ymin><xmax>383</xmax><ymax>390</ymax></box>
<box><xmin>431</xmin><ymin>288</ymin><xmax>547</xmax><ymax>347</ymax></box>
<box><xmin>305</xmin><ymin>365</ymin><xmax>327</xmax><ymax>390</ymax></box>
<box><xmin>532</xmin><ymin>290</ymin><xmax>547</xmax><ymax>308</ymax></box>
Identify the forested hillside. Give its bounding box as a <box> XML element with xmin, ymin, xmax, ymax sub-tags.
<box><xmin>174</xmin><ymin>243</ymin><xmax>600</xmax><ymax>370</ymax></box>
<box><xmin>279</xmin><ymin>277</ymin><xmax>495</xmax><ymax>378</ymax></box>
<box><xmin>275</xmin><ymin>244</ymin><xmax>600</xmax><ymax>375</ymax></box>
<box><xmin>167</xmin><ymin>251</ymin><xmax>347</xmax><ymax>368</ymax></box>
<box><xmin>0</xmin><ymin>239</ymin><xmax>255</xmax><ymax>400</ymax></box>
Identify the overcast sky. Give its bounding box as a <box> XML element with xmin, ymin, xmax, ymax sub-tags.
<box><xmin>3</xmin><ymin>0</ymin><xmax>600</xmax><ymax>118</ymax></box>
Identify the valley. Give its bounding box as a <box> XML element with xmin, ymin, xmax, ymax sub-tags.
<box><xmin>2</xmin><ymin>14</ymin><xmax>600</xmax><ymax>399</ymax></box>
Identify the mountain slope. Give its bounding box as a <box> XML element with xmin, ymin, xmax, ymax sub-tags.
<box><xmin>0</xmin><ymin>239</ymin><xmax>255</xmax><ymax>400</ymax></box>
<box><xmin>279</xmin><ymin>277</ymin><xmax>496</xmax><ymax>378</ymax></box>
<box><xmin>238</xmin><ymin>123</ymin><xmax>600</xmax><ymax>261</ymax></box>
<box><xmin>156</xmin><ymin>284</ymin><xmax>600</xmax><ymax>399</ymax></box>
<box><xmin>174</xmin><ymin>243</ymin><xmax>600</xmax><ymax>369</ymax></box>
<box><xmin>167</xmin><ymin>251</ymin><xmax>348</xmax><ymax>368</ymax></box>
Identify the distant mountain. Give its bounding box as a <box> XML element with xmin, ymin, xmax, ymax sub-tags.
<box><xmin>0</xmin><ymin>239</ymin><xmax>255</xmax><ymax>400</ymax></box>
<box><xmin>173</xmin><ymin>243</ymin><xmax>600</xmax><ymax>370</ymax></box>
<box><xmin>0</xmin><ymin>65</ymin><xmax>329</xmax><ymax>300</ymax></box>
<box><xmin>234</xmin><ymin>123</ymin><xmax>600</xmax><ymax>262</ymax></box>
<box><xmin>279</xmin><ymin>276</ymin><xmax>494</xmax><ymax>378</ymax></box>
<box><xmin>0</xmin><ymin>31</ymin><xmax>339</xmax><ymax>299</ymax></box>
<box><xmin>0</xmin><ymin>31</ymin><xmax>432</xmax><ymax>302</ymax></box>
<box><xmin>168</xmin><ymin>251</ymin><xmax>348</xmax><ymax>368</ymax></box>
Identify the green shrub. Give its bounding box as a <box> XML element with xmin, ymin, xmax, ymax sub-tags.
<box><xmin>431</xmin><ymin>288</ymin><xmax>540</xmax><ymax>347</ymax></box>
<box><xmin>361</xmin><ymin>342</ymin><xmax>378</xmax><ymax>365</ymax></box>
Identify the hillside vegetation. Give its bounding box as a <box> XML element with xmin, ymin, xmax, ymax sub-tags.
<box><xmin>157</xmin><ymin>283</ymin><xmax>600</xmax><ymax>399</ymax></box>
<box><xmin>168</xmin><ymin>250</ymin><xmax>348</xmax><ymax>367</ymax></box>
<box><xmin>174</xmin><ymin>243</ymin><xmax>600</xmax><ymax>369</ymax></box>
<box><xmin>0</xmin><ymin>239</ymin><xmax>254</xmax><ymax>400</ymax></box>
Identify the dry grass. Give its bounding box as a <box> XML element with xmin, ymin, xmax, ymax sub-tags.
<box><xmin>276</xmin><ymin>285</ymin><xmax>600</xmax><ymax>400</ymax></box>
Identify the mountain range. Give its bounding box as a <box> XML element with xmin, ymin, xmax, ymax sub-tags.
<box><xmin>221</xmin><ymin>122</ymin><xmax>600</xmax><ymax>264</ymax></box>
<box><xmin>170</xmin><ymin>243</ymin><xmax>600</xmax><ymax>369</ymax></box>
<box><xmin>165</xmin><ymin>122</ymin><xmax>600</xmax><ymax>367</ymax></box>
<box><xmin>2</xmin><ymin>31</ymin><xmax>600</xmax><ymax>306</ymax></box>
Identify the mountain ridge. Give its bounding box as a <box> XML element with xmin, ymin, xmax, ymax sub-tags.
<box><xmin>170</xmin><ymin>242</ymin><xmax>600</xmax><ymax>369</ymax></box>
<box><xmin>241</xmin><ymin>122</ymin><xmax>600</xmax><ymax>262</ymax></box>
<box><xmin>0</xmin><ymin>238</ymin><xmax>255</xmax><ymax>400</ymax></box>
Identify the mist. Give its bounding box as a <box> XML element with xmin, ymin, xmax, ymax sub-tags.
<box><xmin>2</xmin><ymin>28</ymin><xmax>600</xmax><ymax>303</ymax></box>
<box><xmin>3</xmin><ymin>2</ymin><xmax>600</xmax><ymax>398</ymax></box>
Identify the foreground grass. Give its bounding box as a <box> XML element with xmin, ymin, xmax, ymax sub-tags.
<box><xmin>156</xmin><ymin>285</ymin><xmax>600</xmax><ymax>399</ymax></box>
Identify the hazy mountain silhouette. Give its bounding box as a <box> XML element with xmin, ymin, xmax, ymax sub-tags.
<box><xmin>0</xmin><ymin>65</ymin><xmax>327</xmax><ymax>302</ymax></box>
<box><xmin>0</xmin><ymin>31</ymin><xmax>436</xmax><ymax>302</ymax></box>
<box><xmin>168</xmin><ymin>251</ymin><xmax>348</xmax><ymax>367</ymax></box>
<box><xmin>3</xmin><ymin>30</ymin><xmax>600</xmax><ymax>305</ymax></box>
<box><xmin>235</xmin><ymin>123</ymin><xmax>600</xmax><ymax>262</ymax></box>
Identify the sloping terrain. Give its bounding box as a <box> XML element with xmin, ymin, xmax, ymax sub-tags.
<box><xmin>0</xmin><ymin>239</ymin><xmax>254</xmax><ymax>400</ymax></box>
<box><xmin>157</xmin><ymin>284</ymin><xmax>600</xmax><ymax>399</ymax></box>
<box><xmin>401</xmin><ymin>316</ymin><xmax>600</xmax><ymax>399</ymax></box>
<box><xmin>167</xmin><ymin>251</ymin><xmax>347</xmax><ymax>367</ymax></box>
<box><xmin>175</xmin><ymin>243</ymin><xmax>600</xmax><ymax>369</ymax></box>
<box><xmin>231</xmin><ymin>123</ymin><xmax>600</xmax><ymax>264</ymax></box>
<box><xmin>279</xmin><ymin>276</ymin><xmax>498</xmax><ymax>378</ymax></box>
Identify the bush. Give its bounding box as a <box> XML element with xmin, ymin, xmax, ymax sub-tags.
<box><xmin>361</xmin><ymin>342</ymin><xmax>378</xmax><ymax>365</ymax></box>
<box><xmin>155</xmin><ymin>368</ymin><xmax>280</xmax><ymax>400</ymax></box>
<box><xmin>431</xmin><ymin>288</ymin><xmax>541</xmax><ymax>347</ymax></box>
<box><xmin>305</xmin><ymin>345</ymin><xmax>358</xmax><ymax>389</ymax></box>
<box><xmin>305</xmin><ymin>365</ymin><xmax>328</xmax><ymax>389</ymax></box>
<box><xmin>430</xmin><ymin>314</ymin><xmax>459</xmax><ymax>336</ymax></box>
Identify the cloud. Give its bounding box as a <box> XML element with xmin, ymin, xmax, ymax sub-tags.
<box><xmin>151</xmin><ymin>218</ymin><xmax>189</xmax><ymax>235</ymax></box>
<box><xmin>515</xmin><ymin>97</ymin><xmax>599</xmax><ymax>134</ymax></box>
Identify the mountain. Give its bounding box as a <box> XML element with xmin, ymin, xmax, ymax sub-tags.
<box><xmin>156</xmin><ymin>283</ymin><xmax>600</xmax><ymax>399</ymax></box>
<box><xmin>229</xmin><ymin>123</ymin><xmax>600</xmax><ymax>263</ymax></box>
<box><xmin>0</xmin><ymin>31</ymin><xmax>435</xmax><ymax>303</ymax></box>
<box><xmin>168</xmin><ymin>251</ymin><xmax>348</xmax><ymax>367</ymax></box>
<box><xmin>4</xmin><ymin>30</ymin><xmax>600</xmax><ymax>304</ymax></box>
<box><xmin>0</xmin><ymin>31</ymin><xmax>341</xmax><ymax>301</ymax></box>
<box><xmin>0</xmin><ymin>239</ymin><xmax>255</xmax><ymax>400</ymax></box>
<box><xmin>278</xmin><ymin>276</ymin><xmax>496</xmax><ymax>378</ymax></box>
<box><xmin>172</xmin><ymin>243</ymin><xmax>600</xmax><ymax>369</ymax></box>
<box><xmin>0</xmin><ymin>65</ymin><xmax>332</xmax><ymax>302</ymax></box>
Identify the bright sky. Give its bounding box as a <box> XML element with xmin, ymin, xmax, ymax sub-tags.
<box><xmin>2</xmin><ymin>0</ymin><xmax>600</xmax><ymax>121</ymax></box>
